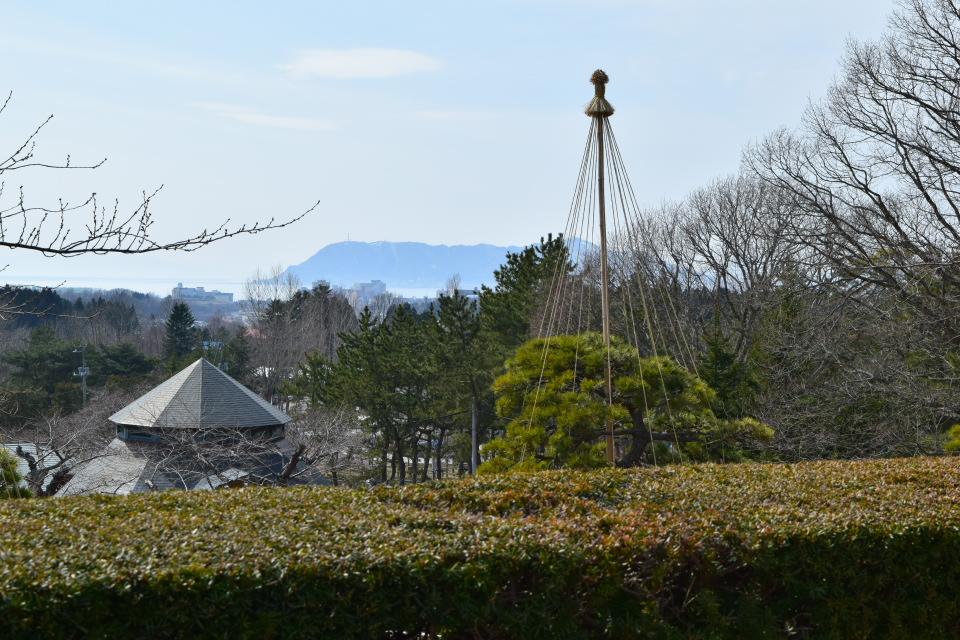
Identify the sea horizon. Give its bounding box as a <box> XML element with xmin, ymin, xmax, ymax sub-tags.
<box><xmin>3</xmin><ymin>275</ymin><xmax>449</xmax><ymax>300</ymax></box>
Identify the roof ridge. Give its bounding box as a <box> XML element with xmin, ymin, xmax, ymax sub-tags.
<box><xmin>110</xmin><ymin>358</ymin><xmax>292</xmax><ymax>429</ymax></box>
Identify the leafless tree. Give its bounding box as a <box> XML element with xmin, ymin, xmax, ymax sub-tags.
<box><xmin>443</xmin><ymin>274</ymin><xmax>462</xmax><ymax>297</ymax></box>
<box><xmin>55</xmin><ymin>410</ymin><xmax>366</xmax><ymax>495</ymax></box>
<box><xmin>638</xmin><ymin>175</ymin><xmax>807</xmax><ymax>359</ymax></box>
<box><xmin>241</xmin><ymin>267</ymin><xmax>357</xmax><ymax>399</ymax></box>
<box><xmin>130</xmin><ymin>428</ymin><xmax>320</xmax><ymax>490</ymax></box>
<box><xmin>137</xmin><ymin>316</ymin><xmax>167</xmax><ymax>359</ymax></box>
<box><xmin>5</xmin><ymin>382</ymin><xmax>152</xmax><ymax>496</ymax></box>
<box><xmin>748</xmin><ymin>0</ymin><xmax>960</xmax><ymax>344</ymax></box>
<box><xmin>240</xmin><ymin>267</ymin><xmax>304</xmax><ymax>397</ymax></box>
<box><xmin>368</xmin><ymin>291</ymin><xmax>404</xmax><ymax>323</ymax></box>
<box><xmin>283</xmin><ymin>405</ymin><xmax>367</xmax><ymax>486</ymax></box>
<box><xmin>240</xmin><ymin>266</ymin><xmax>303</xmax><ymax>322</ymax></box>
<box><xmin>0</xmin><ymin>92</ymin><xmax>314</xmax><ymax>319</ymax></box>
<box><xmin>751</xmin><ymin>282</ymin><xmax>959</xmax><ymax>460</ymax></box>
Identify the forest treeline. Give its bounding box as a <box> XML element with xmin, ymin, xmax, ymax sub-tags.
<box><xmin>3</xmin><ymin>0</ymin><xmax>960</xmax><ymax>492</ymax></box>
<box><xmin>291</xmin><ymin>0</ymin><xmax>960</xmax><ymax>472</ymax></box>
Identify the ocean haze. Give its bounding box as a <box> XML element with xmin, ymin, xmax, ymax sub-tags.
<box><xmin>282</xmin><ymin>241</ymin><xmax>524</xmax><ymax>291</ymax></box>
<box><xmin>8</xmin><ymin>240</ymin><xmax>529</xmax><ymax>298</ymax></box>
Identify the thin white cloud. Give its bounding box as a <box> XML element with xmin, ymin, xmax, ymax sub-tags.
<box><xmin>278</xmin><ymin>48</ymin><xmax>444</xmax><ymax>79</ymax></box>
<box><xmin>223</xmin><ymin>113</ymin><xmax>340</xmax><ymax>132</ymax></box>
<box><xmin>193</xmin><ymin>103</ymin><xmax>340</xmax><ymax>132</ymax></box>
<box><xmin>192</xmin><ymin>102</ymin><xmax>259</xmax><ymax>114</ymax></box>
<box><xmin>412</xmin><ymin>110</ymin><xmax>498</xmax><ymax>122</ymax></box>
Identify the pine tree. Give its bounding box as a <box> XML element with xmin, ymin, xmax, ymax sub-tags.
<box><xmin>327</xmin><ymin>306</ymin><xmax>433</xmax><ymax>484</ymax></box>
<box><xmin>164</xmin><ymin>302</ymin><xmax>198</xmax><ymax>361</ymax></box>
<box><xmin>224</xmin><ymin>327</ymin><xmax>253</xmax><ymax>383</ymax></box>
<box><xmin>0</xmin><ymin>448</ymin><xmax>31</xmax><ymax>498</ymax></box>
<box><xmin>425</xmin><ymin>290</ymin><xmax>497</xmax><ymax>476</ymax></box>
<box><xmin>479</xmin><ymin>234</ymin><xmax>571</xmax><ymax>356</ymax></box>
<box><xmin>481</xmin><ymin>333</ymin><xmax>773</xmax><ymax>472</ymax></box>
<box><xmin>699</xmin><ymin>324</ymin><xmax>757</xmax><ymax>420</ymax></box>
<box><xmin>3</xmin><ymin>327</ymin><xmax>78</xmax><ymax>408</ymax></box>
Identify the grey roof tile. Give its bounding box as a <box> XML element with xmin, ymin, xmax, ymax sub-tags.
<box><xmin>0</xmin><ymin>443</ymin><xmax>59</xmax><ymax>492</ymax></box>
<box><xmin>109</xmin><ymin>358</ymin><xmax>291</xmax><ymax>430</ymax></box>
<box><xmin>57</xmin><ymin>437</ymin><xmax>329</xmax><ymax>496</ymax></box>
<box><xmin>57</xmin><ymin>439</ymin><xmax>154</xmax><ymax>496</ymax></box>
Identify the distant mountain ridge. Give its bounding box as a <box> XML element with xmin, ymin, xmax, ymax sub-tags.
<box><xmin>283</xmin><ymin>241</ymin><xmax>526</xmax><ymax>291</ymax></box>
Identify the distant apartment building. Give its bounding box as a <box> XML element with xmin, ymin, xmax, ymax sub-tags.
<box><xmin>311</xmin><ymin>279</ymin><xmax>390</xmax><ymax>309</ymax></box>
<box><xmin>172</xmin><ymin>283</ymin><xmax>234</xmax><ymax>303</ymax></box>
<box><xmin>313</xmin><ymin>279</ymin><xmax>345</xmax><ymax>295</ymax></box>
<box><xmin>352</xmin><ymin>280</ymin><xmax>387</xmax><ymax>306</ymax></box>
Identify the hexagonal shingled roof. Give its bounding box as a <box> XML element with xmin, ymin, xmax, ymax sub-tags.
<box><xmin>109</xmin><ymin>358</ymin><xmax>292</xmax><ymax>430</ymax></box>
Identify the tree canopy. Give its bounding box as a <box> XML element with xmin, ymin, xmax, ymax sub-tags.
<box><xmin>0</xmin><ymin>448</ymin><xmax>30</xmax><ymax>499</ymax></box>
<box><xmin>164</xmin><ymin>302</ymin><xmax>198</xmax><ymax>362</ymax></box>
<box><xmin>479</xmin><ymin>233</ymin><xmax>572</xmax><ymax>356</ymax></box>
<box><xmin>481</xmin><ymin>333</ymin><xmax>772</xmax><ymax>472</ymax></box>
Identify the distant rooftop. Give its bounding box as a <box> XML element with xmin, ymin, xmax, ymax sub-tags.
<box><xmin>110</xmin><ymin>358</ymin><xmax>291</xmax><ymax>430</ymax></box>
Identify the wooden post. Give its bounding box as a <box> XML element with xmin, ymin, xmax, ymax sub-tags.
<box><xmin>471</xmin><ymin>399</ymin><xmax>479</xmax><ymax>474</ymax></box>
<box><xmin>586</xmin><ymin>69</ymin><xmax>616</xmax><ymax>465</ymax></box>
<box><xmin>598</xmin><ymin>117</ymin><xmax>615</xmax><ymax>464</ymax></box>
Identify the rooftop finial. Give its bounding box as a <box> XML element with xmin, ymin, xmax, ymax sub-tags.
<box><xmin>585</xmin><ymin>69</ymin><xmax>615</xmax><ymax>117</ymax></box>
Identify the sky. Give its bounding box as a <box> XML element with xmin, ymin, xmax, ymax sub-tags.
<box><xmin>0</xmin><ymin>0</ymin><xmax>897</xmax><ymax>296</ymax></box>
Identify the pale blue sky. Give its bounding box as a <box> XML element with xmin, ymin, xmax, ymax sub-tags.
<box><xmin>0</xmin><ymin>1</ymin><xmax>895</xmax><ymax>294</ymax></box>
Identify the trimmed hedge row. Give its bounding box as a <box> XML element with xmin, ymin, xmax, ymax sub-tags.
<box><xmin>2</xmin><ymin>458</ymin><xmax>960</xmax><ymax>638</ymax></box>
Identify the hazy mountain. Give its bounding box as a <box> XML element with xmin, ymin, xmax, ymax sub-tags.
<box><xmin>282</xmin><ymin>241</ymin><xmax>525</xmax><ymax>291</ymax></box>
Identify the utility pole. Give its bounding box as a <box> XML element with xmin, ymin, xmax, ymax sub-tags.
<box><xmin>73</xmin><ymin>344</ymin><xmax>89</xmax><ymax>408</ymax></box>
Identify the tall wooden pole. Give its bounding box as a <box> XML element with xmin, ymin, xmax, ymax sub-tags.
<box><xmin>471</xmin><ymin>398</ymin><xmax>479</xmax><ymax>474</ymax></box>
<box><xmin>597</xmin><ymin>115</ymin><xmax>615</xmax><ymax>463</ymax></box>
<box><xmin>585</xmin><ymin>70</ymin><xmax>616</xmax><ymax>464</ymax></box>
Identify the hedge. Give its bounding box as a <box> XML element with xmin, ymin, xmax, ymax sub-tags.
<box><xmin>2</xmin><ymin>457</ymin><xmax>960</xmax><ymax>638</ymax></box>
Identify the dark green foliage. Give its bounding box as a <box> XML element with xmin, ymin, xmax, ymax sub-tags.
<box><xmin>0</xmin><ymin>286</ymin><xmax>73</xmax><ymax>330</ymax></box>
<box><xmin>483</xmin><ymin>332</ymin><xmax>772</xmax><ymax>472</ymax></box>
<box><xmin>5</xmin><ymin>330</ymin><xmax>155</xmax><ymax>392</ymax></box>
<box><xmin>0</xmin><ymin>330</ymin><xmax>157</xmax><ymax>422</ymax></box>
<box><xmin>699</xmin><ymin>324</ymin><xmax>758</xmax><ymax>420</ymax></box>
<box><xmin>282</xmin><ymin>348</ymin><xmax>331</xmax><ymax>405</ymax></box>
<box><xmin>0</xmin><ymin>449</ymin><xmax>30</xmax><ymax>499</ymax></box>
<box><xmin>327</xmin><ymin>306</ymin><xmax>433</xmax><ymax>483</ymax></box>
<box><xmin>3</xmin><ymin>327</ymin><xmax>81</xmax><ymax>410</ymax></box>
<box><xmin>424</xmin><ymin>290</ymin><xmax>499</xmax><ymax>470</ymax></box>
<box><xmin>479</xmin><ymin>233</ymin><xmax>571</xmax><ymax>356</ymax></box>
<box><xmin>318</xmin><ymin>291</ymin><xmax>501</xmax><ymax>483</ymax></box>
<box><xmin>163</xmin><ymin>302</ymin><xmax>198</xmax><ymax>362</ymax></box>
<box><xmin>2</xmin><ymin>458</ymin><xmax>960</xmax><ymax>637</ymax></box>
<box><xmin>224</xmin><ymin>327</ymin><xmax>253</xmax><ymax>383</ymax></box>
<box><xmin>87</xmin><ymin>343</ymin><xmax>156</xmax><ymax>387</ymax></box>
<box><xmin>0</xmin><ymin>388</ymin><xmax>47</xmax><ymax>434</ymax></box>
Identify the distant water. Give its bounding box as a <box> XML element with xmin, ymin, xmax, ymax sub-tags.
<box><xmin>6</xmin><ymin>276</ymin><xmax>248</xmax><ymax>298</ymax></box>
<box><xmin>9</xmin><ymin>276</ymin><xmax>445</xmax><ymax>300</ymax></box>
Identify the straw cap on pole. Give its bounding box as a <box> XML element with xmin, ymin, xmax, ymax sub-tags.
<box><xmin>585</xmin><ymin>69</ymin><xmax>615</xmax><ymax>117</ymax></box>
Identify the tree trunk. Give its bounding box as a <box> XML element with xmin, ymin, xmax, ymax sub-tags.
<box><xmin>396</xmin><ymin>438</ymin><xmax>407</xmax><ymax>485</ymax></box>
<box><xmin>421</xmin><ymin>429</ymin><xmax>432</xmax><ymax>483</ymax></box>
<box><xmin>380</xmin><ymin>446</ymin><xmax>388</xmax><ymax>483</ymax></box>
<box><xmin>618</xmin><ymin>409</ymin><xmax>652</xmax><ymax>468</ymax></box>
<box><xmin>435</xmin><ymin>426</ymin><xmax>446</xmax><ymax>480</ymax></box>
<box><xmin>278</xmin><ymin>444</ymin><xmax>306</xmax><ymax>486</ymax></box>
<box><xmin>411</xmin><ymin>438</ymin><xmax>419</xmax><ymax>484</ymax></box>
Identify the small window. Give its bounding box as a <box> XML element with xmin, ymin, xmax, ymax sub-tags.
<box><xmin>122</xmin><ymin>427</ymin><xmax>158</xmax><ymax>442</ymax></box>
